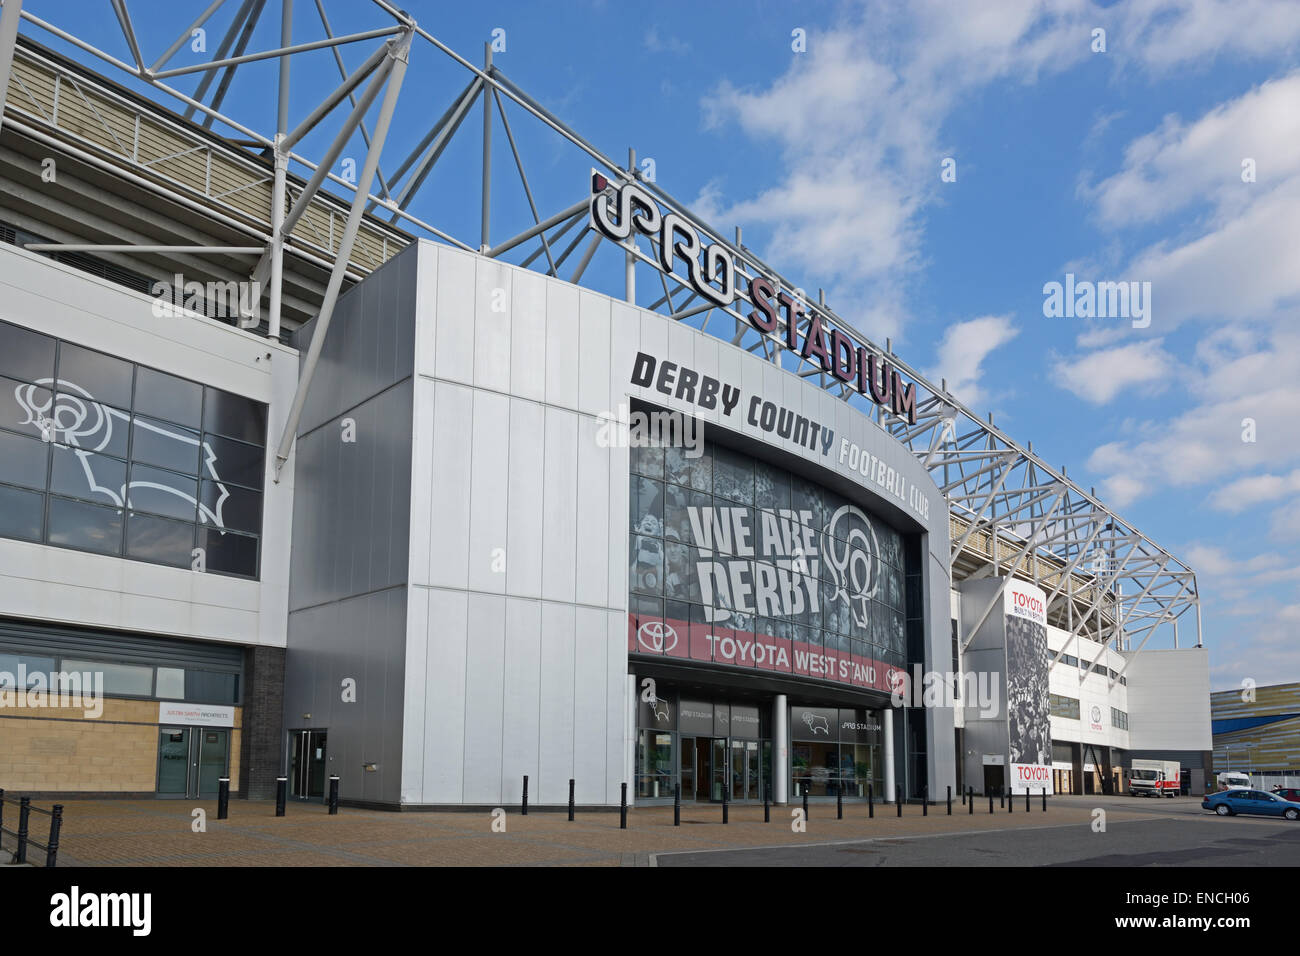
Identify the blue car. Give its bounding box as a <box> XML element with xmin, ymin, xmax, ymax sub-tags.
<box><xmin>1202</xmin><ymin>788</ymin><xmax>1300</xmax><ymax>819</ymax></box>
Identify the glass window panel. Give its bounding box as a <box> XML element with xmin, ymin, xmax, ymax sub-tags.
<box><xmin>185</xmin><ymin>670</ymin><xmax>238</xmax><ymax>703</ymax></box>
<box><xmin>712</xmin><ymin>444</ymin><xmax>754</xmax><ymax>504</ymax></box>
<box><xmin>201</xmin><ymin>527</ymin><xmax>259</xmax><ymax>577</ymax></box>
<box><xmin>663</xmin><ymin>484</ymin><xmax>710</xmax><ymax>546</ymax></box>
<box><xmin>203</xmin><ymin>433</ymin><xmax>264</xmax><ymax>489</ymax></box>
<box><xmin>126</xmin><ymin>511</ymin><xmax>195</xmax><ymax>568</ymax></box>
<box><xmin>0</xmin><ymin>654</ymin><xmax>57</xmax><ymax>687</ymax></box>
<box><xmin>0</xmin><ymin>321</ymin><xmax>56</xmax><ymax>383</ymax></box>
<box><xmin>1</xmin><ymin>376</ymin><xmax>54</xmax><ymax>440</ymax></box>
<box><xmin>48</xmin><ymin>496</ymin><xmax>122</xmax><ymax>554</ymax></box>
<box><xmin>0</xmin><ymin>484</ymin><xmax>43</xmax><ymax>542</ymax></box>
<box><xmin>665</xmin><ymin>443</ymin><xmax>711</xmax><ymax>492</ymax></box>
<box><xmin>790</xmin><ymin>478</ymin><xmax>824</xmax><ymax>528</ymax></box>
<box><xmin>201</xmin><ymin>480</ymin><xmax>261</xmax><ymax>535</ymax></box>
<box><xmin>126</xmin><ymin>463</ymin><xmax>198</xmax><ymax>522</ymax></box>
<box><xmin>56</xmin><ymin>342</ymin><xmax>134</xmax><ymax>410</ymax></box>
<box><xmin>630</xmin><ymin>476</ymin><xmax>664</xmax><ymax>537</ymax></box>
<box><xmin>754</xmin><ymin>460</ymin><xmax>790</xmax><ymax>512</ymax></box>
<box><xmin>132</xmin><ymin>416</ymin><xmax>201</xmax><ymax>475</ymax></box>
<box><xmin>630</xmin><ymin>534</ymin><xmax>663</xmax><ymax>595</ymax></box>
<box><xmin>156</xmin><ymin>666</ymin><xmax>185</xmax><ymax>699</ymax></box>
<box><xmin>0</xmin><ymin>428</ymin><xmax>49</xmax><ymax>490</ymax></box>
<box><xmin>62</xmin><ymin>659</ymin><xmax>152</xmax><ymax>696</ymax></box>
<box><xmin>50</xmin><ymin>445</ymin><xmax>125</xmax><ymax>504</ymax></box>
<box><xmin>45</xmin><ymin>393</ymin><xmax>130</xmax><ymax>459</ymax></box>
<box><xmin>630</xmin><ymin>441</ymin><xmax>663</xmax><ymax>479</ymax></box>
<box><xmin>203</xmin><ymin>387</ymin><xmax>267</xmax><ymax>445</ymax></box>
<box><xmin>133</xmin><ymin>366</ymin><xmax>202</xmax><ymax>426</ymax></box>
<box><xmin>664</xmin><ymin>542</ymin><xmax>703</xmax><ymax>603</ymax></box>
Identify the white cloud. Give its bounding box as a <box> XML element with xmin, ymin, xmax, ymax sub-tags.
<box><xmin>1207</xmin><ymin>469</ymin><xmax>1300</xmax><ymax>512</ymax></box>
<box><xmin>925</xmin><ymin>315</ymin><xmax>1019</xmax><ymax>409</ymax></box>
<box><xmin>1053</xmin><ymin>339</ymin><xmax>1175</xmax><ymax>404</ymax></box>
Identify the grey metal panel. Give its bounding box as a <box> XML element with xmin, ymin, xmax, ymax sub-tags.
<box><xmin>573</xmin><ymin>605</ymin><xmax>609</xmax><ymax>803</ymax></box>
<box><xmin>501</xmin><ymin>597</ymin><xmax>542</xmax><ymax>797</ymax></box>
<box><xmin>400</xmin><ymin>586</ymin><xmax>428</xmax><ymax>799</ymax></box>
<box><xmin>420</xmin><ymin>586</ymin><xmax>469</xmax><ymax>802</ymax></box>
<box><xmin>577</xmin><ymin>289</ymin><xmax>611</xmax><ymax>417</ymax></box>
<box><xmin>1125</xmin><ymin>648</ymin><xmax>1212</xmax><ymax>751</ymax></box>
<box><xmin>462</xmin><ymin>592</ymin><xmax>507</xmax><ymax>803</ymax></box>
<box><xmin>505</xmin><ymin>398</ymin><xmax>545</xmax><ymax>598</ymax></box>
<box><xmin>0</xmin><ymin>619</ymin><xmax>244</xmax><ymax>670</ymax></box>
<box><xmin>509</xmin><ymin>268</ymin><xmax>547</xmax><ymax>403</ymax></box>
<box><xmin>433</xmin><ymin>248</ymin><xmax>475</xmax><ymax>385</ymax></box>
<box><xmin>605</xmin><ymin>609</ymin><xmax>629</xmax><ymax>803</ymax></box>
<box><xmin>537</xmin><ymin>602</ymin><xmax>577</xmax><ymax>803</ymax></box>
<box><xmin>425</xmin><ymin>380</ymin><xmax>474</xmax><ymax>590</ymax></box>
<box><xmin>467</xmin><ymin>390</ymin><xmax>511</xmax><ymax>595</ymax></box>
<box><xmin>474</xmin><ymin>257</ymin><xmax>512</xmax><ymax>393</ymax></box>
<box><xmin>540</xmin><ymin>406</ymin><xmax>579</xmax><ymax>604</ymax></box>
<box><xmin>574</xmin><ymin>414</ymin><xmax>610</xmax><ymax>608</ymax></box>
<box><xmin>544</xmin><ymin>280</ymin><xmax>580</xmax><ymax>410</ymax></box>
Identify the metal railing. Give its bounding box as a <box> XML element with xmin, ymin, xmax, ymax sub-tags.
<box><xmin>0</xmin><ymin>789</ymin><xmax>64</xmax><ymax>867</ymax></box>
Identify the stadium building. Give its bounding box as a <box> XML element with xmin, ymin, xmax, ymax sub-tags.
<box><xmin>0</xmin><ymin>1</ymin><xmax>1212</xmax><ymax>806</ymax></box>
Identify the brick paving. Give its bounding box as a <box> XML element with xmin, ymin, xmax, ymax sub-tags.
<box><xmin>6</xmin><ymin>794</ymin><xmax>1186</xmax><ymax>866</ymax></box>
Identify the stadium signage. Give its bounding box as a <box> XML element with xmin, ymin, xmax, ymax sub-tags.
<box><xmin>591</xmin><ymin>171</ymin><xmax>917</xmax><ymax>425</ymax></box>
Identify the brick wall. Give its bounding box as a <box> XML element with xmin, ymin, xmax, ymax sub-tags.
<box><xmin>239</xmin><ymin>645</ymin><xmax>285</xmax><ymax>799</ymax></box>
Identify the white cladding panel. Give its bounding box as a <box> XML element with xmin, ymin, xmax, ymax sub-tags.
<box><xmin>1123</xmin><ymin>648</ymin><xmax>1212</xmax><ymax>752</ymax></box>
<box><xmin>0</xmin><ymin>245</ymin><xmax>295</xmax><ymax>647</ymax></box>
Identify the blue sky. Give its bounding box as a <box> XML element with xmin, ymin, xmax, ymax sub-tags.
<box><xmin>24</xmin><ymin>0</ymin><xmax>1300</xmax><ymax>689</ymax></box>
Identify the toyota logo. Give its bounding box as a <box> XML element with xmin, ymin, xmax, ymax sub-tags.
<box><xmin>637</xmin><ymin>620</ymin><xmax>678</xmax><ymax>653</ymax></box>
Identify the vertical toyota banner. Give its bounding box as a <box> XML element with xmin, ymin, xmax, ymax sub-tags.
<box><xmin>1005</xmin><ymin>580</ymin><xmax>1051</xmax><ymax>792</ymax></box>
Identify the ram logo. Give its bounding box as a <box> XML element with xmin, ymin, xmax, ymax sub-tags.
<box><xmin>651</xmin><ymin>697</ymin><xmax>671</xmax><ymax>722</ymax></box>
<box><xmin>12</xmin><ymin>378</ymin><xmax>231</xmax><ymax>528</ymax></box>
<box><xmin>801</xmin><ymin>712</ymin><xmax>830</xmax><ymax>736</ymax></box>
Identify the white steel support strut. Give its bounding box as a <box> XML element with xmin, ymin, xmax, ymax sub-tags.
<box><xmin>0</xmin><ymin>0</ymin><xmax>23</xmax><ymax>136</ymax></box>
<box><xmin>272</xmin><ymin>26</ymin><xmax>412</xmax><ymax>478</ymax></box>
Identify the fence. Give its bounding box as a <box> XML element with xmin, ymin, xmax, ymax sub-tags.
<box><xmin>0</xmin><ymin>790</ymin><xmax>64</xmax><ymax>867</ymax></box>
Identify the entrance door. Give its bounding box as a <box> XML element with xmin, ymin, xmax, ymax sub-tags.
<box><xmin>983</xmin><ymin>764</ymin><xmax>1005</xmax><ymax>796</ymax></box>
<box><xmin>156</xmin><ymin>727</ymin><xmax>230</xmax><ymax>797</ymax></box>
<box><xmin>680</xmin><ymin>736</ymin><xmax>696</xmax><ymax>800</ymax></box>
<box><xmin>731</xmin><ymin>740</ymin><xmax>760</xmax><ymax>801</ymax></box>
<box><xmin>710</xmin><ymin>738</ymin><xmax>726</xmax><ymax>801</ymax></box>
<box><xmin>289</xmin><ymin>730</ymin><xmax>329</xmax><ymax>800</ymax></box>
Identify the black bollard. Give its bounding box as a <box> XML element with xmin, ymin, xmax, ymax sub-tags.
<box><xmin>1000</xmin><ymin>788</ymin><xmax>1005</xmax><ymax>809</ymax></box>
<box><xmin>923</xmin><ymin>785</ymin><xmax>928</xmax><ymax>816</ymax></box>
<box><xmin>328</xmin><ymin>775</ymin><xmax>340</xmax><ymax>815</ymax></box>
<box><xmin>674</xmin><ymin>783</ymin><xmax>681</xmax><ymax>827</ymax></box>
<box><xmin>569</xmin><ymin>779</ymin><xmax>575</xmax><ymax>822</ymax></box>
<box><xmin>896</xmin><ymin>784</ymin><xmax>902</xmax><ymax>817</ymax></box>
<box><xmin>620</xmin><ymin>782</ymin><xmax>627</xmax><ymax>829</ymax></box>
<box><xmin>1009</xmin><ymin>787</ymin><xmax>1013</xmax><ymax>813</ymax></box>
<box><xmin>46</xmin><ymin>805</ymin><xmax>63</xmax><ymax>868</ymax></box>
<box><xmin>15</xmin><ymin>796</ymin><xmax>30</xmax><ymax>864</ymax></box>
<box><xmin>803</xmin><ymin>787</ymin><xmax>809</xmax><ymax>821</ymax></box>
<box><xmin>522</xmin><ymin>775</ymin><xmax>529</xmax><ymax>816</ymax></box>
<box><xmin>947</xmin><ymin>785</ymin><xmax>952</xmax><ymax>815</ymax></box>
<box><xmin>275</xmin><ymin>777</ymin><xmax>287</xmax><ymax>817</ymax></box>
<box><xmin>868</xmin><ymin>783</ymin><xmax>874</xmax><ymax>818</ymax></box>
<box><xmin>764</xmin><ymin>784</ymin><xmax>770</xmax><ymax>823</ymax></box>
<box><xmin>723</xmin><ymin>785</ymin><xmax>729</xmax><ymax>825</ymax></box>
<box><xmin>837</xmin><ymin>786</ymin><xmax>843</xmax><ymax>820</ymax></box>
<box><xmin>217</xmin><ymin>777</ymin><xmax>230</xmax><ymax>820</ymax></box>
<box><xmin>968</xmin><ymin>786</ymin><xmax>973</xmax><ymax>814</ymax></box>
<box><xmin>1026</xmin><ymin>789</ymin><xmax>1030</xmax><ymax>812</ymax></box>
<box><xmin>988</xmin><ymin>791</ymin><xmax>993</xmax><ymax>814</ymax></box>
<box><xmin>1042</xmin><ymin>787</ymin><xmax>1047</xmax><ymax>812</ymax></box>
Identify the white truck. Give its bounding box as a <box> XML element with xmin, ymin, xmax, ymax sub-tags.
<box><xmin>1216</xmin><ymin>771</ymin><xmax>1250</xmax><ymax>791</ymax></box>
<box><xmin>1129</xmin><ymin>759</ymin><xmax>1181</xmax><ymax>797</ymax></box>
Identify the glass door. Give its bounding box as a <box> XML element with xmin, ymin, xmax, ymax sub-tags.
<box><xmin>710</xmin><ymin>738</ymin><xmax>726</xmax><ymax>801</ymax></box>
<box><xmin>196</xmin><ymin>730</ymin><xmax>229</xmax><ymax>796</ymax></box>
<box><xmin>290</xmin><ymin>730</ymin><xmax>329</xmax><ymax>799</ymax></box>
<box><xmin>156</xmin><ymin>728</ymin><xmax>190</xmax><ymax>795</ymax></box>
<box><xmin>680</xmin><ymin>736</ymin><xmax>696</xmax><ymax>800</ymax></box>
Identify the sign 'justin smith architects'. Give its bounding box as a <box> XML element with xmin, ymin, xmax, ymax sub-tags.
<box><xmin>591</xmin><ymin>172</ymin><xmax>919</xmax><ymax>426</ymax></box>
